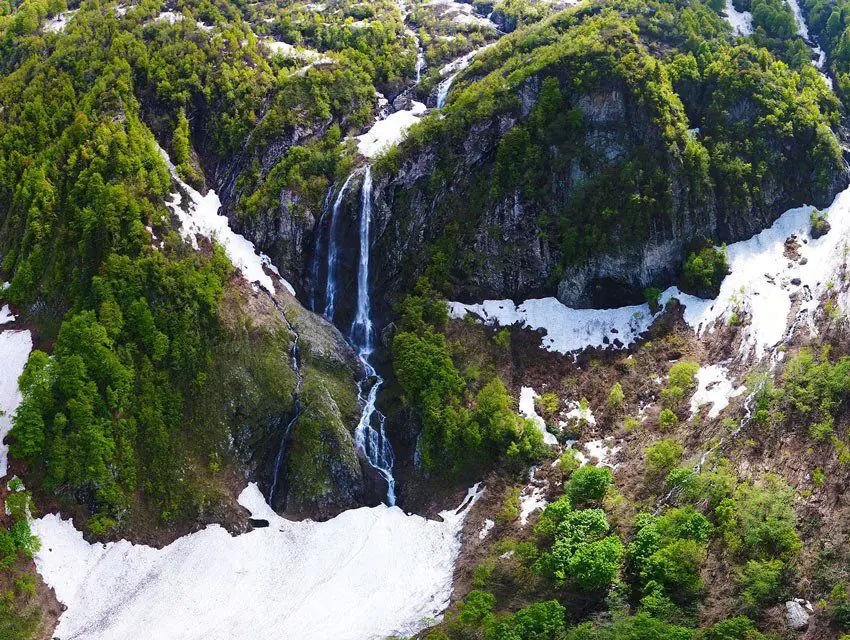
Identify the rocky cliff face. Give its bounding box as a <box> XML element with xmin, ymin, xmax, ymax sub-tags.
<box><xmin>359</xmin><ymin>66</ymin><xmax>848</xmax><ymax>312</ymax></box>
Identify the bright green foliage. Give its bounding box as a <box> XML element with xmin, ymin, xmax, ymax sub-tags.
<box><xmin>382</xmin><ymin>0</ymin><xmax>843</xmax><ymax>295</ymax></box>
<box><xmin>717</xmin><ymin>476</ymin><xmax>801</xmax><ymax>562</ymax></box>
<box><xmin>0</xmin><ymin>485</ymin><xmax>42</xmax><ymax>639</ymax></box>
<box><xmin>568</xmin><ymin>466</ymin><xmax>613</xmax><ymax>506</ymax></box>
<box><xmin>564</xmin><ymin>613</ymin><xmax>693</xmax><ymax>639</ymax></box>
<box><xmin>783</xmin><ymin>348</ymin><xmax>850</xmax><ymax>451</ymax></box>
<box><xmin>393</xmin><ymin>287</ymin><xmax>544</xmax><ymax>475</ymax></box>
<box><xmin>697</xmin><ymin>617</ymin><xmax>767</xmax><ymax>640</ymax></box>
<box><xmin>559</xmin><ymin>448</ymin><xmax>581</xmax><ymax>478</ymax></box>
<box><xmin>682</xmin><ymin>246</ymin><xmax>728</xmax><ymax>297</ymax></box>
<box><xmin>485</xmin><ymin>600</ymin><xmax>566</xmax><ymax>640</ymax></box>
<box><xmin>668</xmin><ymin>362</ymin><xmax>700</xmax><ymax>390</ymax></box>
<box><xmin>609</xmin><ymin>383</ymin><xmax>624</xmax><ymax>409</ymax></box>
<box><xmin>537</xmin><ymin>508</ymin><xmax>624</xmax><ymax>592</ymax></box>
<box><xmin>628</xmin><ymin>508</ymin><xmax>712</xmax><ymax>607</ymax></box>
<box><xmin>645</xmin><ymin>439</ymin><xmax>684</xmax><ymax>483</ymax></box>
<box><xmin>534</xmin><ymin>495</ymin><xmax>572</xmax><ymax>541</ymax></box>
<box><xmin>737</xmin><ymin>559</ymin><xmax>785</xmax><ymax>609</ymax></box>
<box><xmin>658</xmin><ymin>409</ymin><xmax>679</xmax><ymax>431</ymax></box>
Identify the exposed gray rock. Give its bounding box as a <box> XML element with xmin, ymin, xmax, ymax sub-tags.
<box><xmin>785</xmin><ymin>600</ymin><xmax>810</xmax><ymax>631</ymax></box>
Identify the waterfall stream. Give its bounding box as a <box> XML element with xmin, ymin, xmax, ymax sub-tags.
<box><xmin>350</xmin><ymin>168</ymin><xmax>397</xmax><ymax>505</ymax></box>
<box><xmin>318</xmin><ymin>168</ymin><xmax>397</xmax><ymax>505</ymax></box>
<box><xmin>322</xmin><ymin>171</ymin><xmax>358</xmax><ymax>320</ymax></box>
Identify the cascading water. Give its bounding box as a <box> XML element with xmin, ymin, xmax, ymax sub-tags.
<box><xmin>415</xmin><ymin>49</ymin><xmax>424</xmax><ymax>83</ymax></box>
<box><xmin>323</xmin><ymin>171</ymin><xmax>358</xmax><ymax>320</ymax></box>
<box><xmin>436</xmin><ymin>74</ymin><xmax>456</xmax><ymax>109</ymax></box>
<box><xmin>349</xmin><ymin>168</ymin><xmax>397</xmax><ymax>505</ymax></box>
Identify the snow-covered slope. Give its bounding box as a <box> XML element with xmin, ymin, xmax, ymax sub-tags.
<box><xmin>0</xmin><ymin>329</ymin><xmax>32</xmax><ymax>478</ymax></box>
<box><xmin>32</xmin><ymin>483</ymin><xmax>482</xmax><ymax>640</ymax></box>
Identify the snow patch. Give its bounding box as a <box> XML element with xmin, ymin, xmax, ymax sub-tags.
<box><xmin>263</xmin><ymin>40</ymin><xmax>332</xmax><ymax>64</ymax></box>
<box><xmin>158</xmin><ymin>146</ymin><xmax>296</xmax><ymax>297</ymax></box>
<box><xmin>561</xmin><ymin>400</ymin><xmax>596</xmax><ymax>427</ymax></box>
<box><xmin>44</xmin><ymin>10</ymin><xmax>76</xmax><ymax>33</ymax></box>
<box><xmin>519</xmin><ymin>485</ymin><xmax>547</xmax><ymax>525</ymax></box>
<box><xmin>154</xmin><ymin>11</ymin><xmax>184</xmax><ymax>24</ymax></box>
<box><xmin>724</xmin><ymin>0</ymin><xmax>753</xmax><ymax>35</ymax></box>
<box><xmin>0</xmin><ymin>304</ymin><xmax>14</xmax><ymax>325</ymax></box>
<box><xmin>33</xmin><ymin>482</ymin><xmax>484</xmax><ymax>640</ymax></box>
<box><xmin>0</xmin><ymin>330</ymin><xmax>32</xmax><ymax>478</ymax></box>
<box><xmin>356</xmin><ymin>101</ymin><xmax>426</xmax><ymax>158</ymax></box>
<box><xmin>450</xmin><ymin>183</ymin><xmax>850</xmax><ymax>362</ymax></box>
<box><xmin>583</xmin><ymin>437</ymin><xmax>620</xmax><ymax>468</ymax></box>
<box><xmin>449</xmin><ymin>297</ymin><xmax>660</xmax><ymax>355</ymax></box>
<box><xmin>519</xmin><ymin>387</ymin><xmax>559</xmax><ymax>446</ymax></box>
<box><xmin>478</xmin><ymin>519</ymin><xmax>495</xmax><ymax>540</ymax></box>
<box><xmin>690</xmin><ymin>364</ymin><xmax>745</xmax><ymax>420</ymax></box>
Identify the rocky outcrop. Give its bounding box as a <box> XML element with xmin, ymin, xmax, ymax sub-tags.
<box><xmin>284</xmin><ymin>379</ymin><xmax>363</xmax><ymax>518</ymax></box>
<box><xmin>206</xmin><ymin>280</ymin><xmax>365</xmax><ymax>520</ymax></box>
<box><xmin>355</xmin><ymin>65</ymin><xmax>847</xmax><ymax>313</ymax></box>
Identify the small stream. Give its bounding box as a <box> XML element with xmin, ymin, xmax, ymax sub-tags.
<box><xmin>266</xmin><ymin>294</ymin><xmax>304</xmax><ymax>508</ymax></box>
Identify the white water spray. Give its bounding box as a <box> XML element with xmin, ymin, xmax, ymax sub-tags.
<box><xmin>323</xmin><ymin>171</ymin><xmax>358</xmax><ymax>320</ymax></box>
<box><xmin>350</xmin><ymin>168</ymin><xmax>397</xmax><ymax>504</ymax></box>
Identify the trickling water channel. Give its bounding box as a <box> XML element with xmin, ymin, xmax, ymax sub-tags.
<box><xmin>266</xmin><ymin>294</ymin><xmax>304</xmax><ymax>509</ymax></box>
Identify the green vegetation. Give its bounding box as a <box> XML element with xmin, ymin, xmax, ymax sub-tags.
<box><xmin>645</xmin><ymin>439</ymin><xmax>684</xmax><ymax>484</ymax></box>
<box><xmin>567</xmin><ymin>466</ymin><xmax>613</xmax><ymax>506</ymax></box>
<box><xmin>392</xmin><ymin>280</ymin><xmax>545</xmax><ymax>476</ymax></box>
<box><xmin>377</xmin><ymin>0</ymin><xmax>842</xmax><ymax>297</ymax></box>
<box><xmin>681</xmin><ymin>246</ymin><xmax>729</xmax><ymax>298</ymax></box>
<box><xmin>0</xmin><ymin>481</ymin><xmax>42</xmax><ymax>639</ymax></box>
<box><xmin>428</xmin><ymin>455</ymin><xmax>794</xmax><ymax>639</ymax></box>
<box><xmin>810</xmin><ymin>209</ymin><xmax>831</xmax><ymax>238</ymax></box>
<box><xmin>661</xmin><ymin>361</ymin><xmax>699</xmax><ymax>414</ymax></box>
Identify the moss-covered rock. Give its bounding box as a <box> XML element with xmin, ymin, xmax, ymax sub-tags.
<box><xmin>284</xmin><ymin>378</ymin><xmax>364</xmax><ymax>519</ymax></box>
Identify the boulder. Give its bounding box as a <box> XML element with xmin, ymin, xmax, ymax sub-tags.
<box><xmin>785</xmin><ymin>600</ymin><xmax>810</xmax><ymax>631</ymax></box>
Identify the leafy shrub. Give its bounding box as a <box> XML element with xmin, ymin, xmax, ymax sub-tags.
<box><xmin>737</xmin><ymin>559</ymin><xmax>785</xmax><ymax>609</ymax></box>
<box><xmin>559</xmin><ymin>449</ymin><xmax>581</xmax><ymax>478</ymax></box>
<box><xmin>609</xmin><ymin>383</ymin><xmax>624</xmax><ymax>409</ymax></box>
<box><xmin>658</xmin><ymin>409</ymin><xmax>679</xmax><ymax>430</ymax></box>
<box><xmin>645</xmin><ymin>439</ymin><xmax>684</xmax><ymax>482</ymax></box>
<box><xmin>568</xmin><ymin>467</ymin><xmax>613</xmax><ymax>506</ymax></box>
<box><xmin>682</xmin><ymin>245</ymin><xmax>729</xmax><ymax>297</ymax></box>
<box><xmin>810</xmin><ymin>209</ymin><xmax>831</xmax><ymax>238</ymax></box>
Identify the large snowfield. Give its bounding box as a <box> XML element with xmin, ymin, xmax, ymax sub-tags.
<box><xmin>32</xmin><ymin>483</ymin><xmax>482</xmax><ymax>640</ymax></box>
<box><xmin>0</xmin><ymin>330</ymin><xmax>482</xmax><ymax>639</ymax></box>
<box><xmin>0</xmin><ymin>329</ymin><xmax>32</xmax><ymax>478</ymax></box>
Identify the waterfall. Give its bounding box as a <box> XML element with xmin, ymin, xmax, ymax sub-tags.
<box><xmin>436</xmin><ymin>73</ymin><xmax>456</xmax><ymax>109</ymax></box>
<box><xmin>350</xmin><ymin>168</ymin><xmax>375</xmax><ymax>349</ymax></box>
<box><xmin>323</xmin><ymin>171</ymin><xmax>357</xmax><ymax>320</ymax></box>
<box><xmin>349</xmin><ymin>168</ymin><xmax>397</xmax><ymax>505</ymax></box>
<box><xmin>415</xmin><ymin>49</ymin><xmax>424</xmax><ymax>84</ymax></box>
